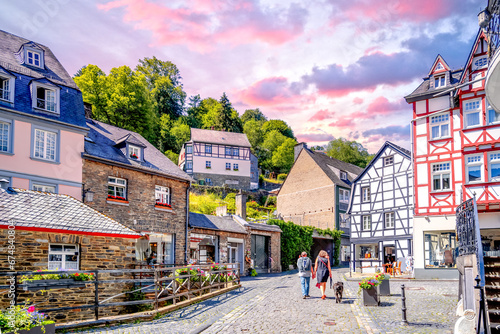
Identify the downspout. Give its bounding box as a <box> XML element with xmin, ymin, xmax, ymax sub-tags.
<box><xmin>185</xmin><ymin>182</ymin><xmax>191</xmax><ymax>265</ymax></box>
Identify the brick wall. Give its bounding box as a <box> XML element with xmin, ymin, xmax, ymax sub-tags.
<box><xmin>0</xmin><ymin>229</ymin><xmax>137</xmax><ymax>323</ymax></box>
<box><xmin>277</xmin><ymin>151</ymin><xmax>337</xmax><ymax>230</ymax></box>
<box><xmin>83</xmin><ymin>159</ymin><xmax>189</xmax><ymax>264</ymax></box>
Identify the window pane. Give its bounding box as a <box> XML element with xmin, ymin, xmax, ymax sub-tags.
<box><xmin>466</xmin><ymin>112</ymin><xmax>480</xmax><ymax>127</ymax></box>
<box><xmin>468</xmin><ymin>166</ymin><xmax>481</xmax><ymax>182</ymax></box>
<box><xmin>440</xmin><ymin>77</ymin><xmax>445</xmax><ymax>86</ymax></box>
<box><xmin>491</xmin><ymin>162</ymin><xmax>500</xmax><ymax>179</ymax></box>
<box><xmin>441</xmin><ymin>124</ymin><xmax>449</xmax><ymax>137</ymax></box>
<box><xmin>49</xmin><ymin>254</ymin><xmax>62</xmax><ymax>262</ymax></box>
<box><xmin>0</xmin><ymin>122</ymin><xmax>9</xmax><ymax>152</ymax></box>
<box><xmin>35</xmin><ymin>129</ymin><xmax>44</xmax><ymax>158</ymax></box>
<box><xmin>46</xmin><ymin>131</ymin><xmax>56</xmax><ymax>160</ymax></box>
<box><xmin>442</xmin><ymin>173</ymin><xmax>450</xmax><ymax>189</ymax></box>
<box><xmin>108</xmin><ymin>186</ymin><xmax>115</xmax><ymax>196</ymax></box>
<box><xmin>116</xmin><ymin>187</ymin><xmax>124</xmax><ymax>197</ymax></box>
<box><xmin>50</xmin><ymin>245</ymin><xmax>63</xmax><ymax>251</ymax></box>
<box><xmin>431</xmin><ymin>126</ymin><xmax>439</xmax><ymax>139</ymax></box>
<box><xmin>433</xmin><ymin>175</ymin><xmax>441</xmax><ymax>190</ymax></box>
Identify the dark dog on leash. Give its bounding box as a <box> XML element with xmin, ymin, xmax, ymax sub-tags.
<box><xmin>333</xmin><ymin>282</ymin><xmax>344</xmax><ymax>303</ymax></box>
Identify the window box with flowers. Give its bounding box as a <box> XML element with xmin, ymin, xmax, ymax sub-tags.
<box><xmin>358</xmin><ymin>276</ymin><xmax>381</xmax><ymax>306</ymax></box>
<box><xmin>130</xmin><ymin>153</ymin><xmax>138</xmax><ymax>159</ymax></box>
<box><xmin>1</xmin><ymin>305</ymin><xmax>55</xmax><ymax>334</ymax></box>
<box><xmin>155</xmin><ymin>201</ymin><xmax>172</xmax><ymax>211</ymax></box>
<box><xmin>20</xmin><ymin>270</ymin><xmax>95</xmax><ymax>291</ymax></box>
<box><xmin>107</xmin><ymin>195</ymin><xmax>129</xmax><ymax>204</ymax></box>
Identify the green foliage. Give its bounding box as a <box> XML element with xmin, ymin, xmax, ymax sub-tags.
<box><xmin>243</xmin><ymin>120</ymin><xmax>264</xmax><ymax>151</ymax></box>
<box><xmin>277</xmin><ymin>173</ymin><xmax>287</xmax><ymax>181</ymax></box>
<box><xmin>268</xmin><ymin>220</ymin><xmax>343</xmax><ymax>269</ymax></box>
<box><xmin>241</xmin><ymin>108</ymin><xmax>267</xmax><ymax>124</ymax></box>
<box><xmin>358</xmin><ymin>276</ymin><xmax>382</xmax><ymax>293</ymax></box>
<box><xmin>224</xmin><ymin>192</ymin><xmax>236</xmax><ymax>213</ymax></box>
<box><xmin>0</xmin><ymin>305</ymin><xmax>54</xmax><ymax>333</ymax></box>
<box><xmin>125</xmin><ymin>286</ymin><xmax>153</xmax><ymax>313</ymax></box>
<box><xmin>262</xmin><ymin>120</ymin><xmax>295</xmax><ymax>139</ymax></box>
<box><xmin>164</xmin><ymin>150</ymin><xmax>179</xmax><ymax>164</ymax></box>
<box><xmin>250</xmin><ymin>268</ymin><xmax>258</xmax><ymax>277</ymax></box>
<box><xmin>326</xmin><ymin>138</ymin><xmax>374</xmax><ymax>168</ymax></box>
<box><xmin>20</xmin><ymin>270</ymin><xmax>95</xmax><ymax>282</ymax></box>
<box><xmin>271</xmin><ymin>138</ymin><xmax>296</xmax><ymax>173</ymax></box>
<box><xmin>170</xmin><ymin>120</ymin><xmax>191</xmax><ymax>152</ymax></box>
<box><xmin>189</xmin><ymin>193</ymin><xmax>225</xmax><ymax>215</ymax></box>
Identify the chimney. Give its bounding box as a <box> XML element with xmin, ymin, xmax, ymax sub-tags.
<box><xmin>84</xmin><ymin>102</ymin><xmax>93</xmax><ymax>119</ymax></box>
<box><xmin>216</xmin><ymin>205</ymin><xmax>228</xmax><ymax>216</ymax></box>
<box><xmin>235</xmin><ymin>192</ymin><xmax>247</xmax><ymax>220</ymax></box>
<box><xmin>294</xmin><ymin>142</ymin><xmax>307</xmax><ymax>161</ymax></box>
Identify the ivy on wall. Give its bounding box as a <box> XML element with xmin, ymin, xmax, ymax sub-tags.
<box><xmin>268</xmin><ymin>220</ymin><xmax>343</xmax><ymax>269</ymax></box>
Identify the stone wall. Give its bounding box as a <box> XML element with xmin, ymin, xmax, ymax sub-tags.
<box><xmin>193</xmin><ymin>172</ymin><xmax>251</xmax><ymax>190</ymax></box>
<box><xmin>83</xmin><ymin>159</ymin><xmax>189</xmax><ymax>264</ymax></box>
<box><xmin>0</xmin><ymin>228</ymin><xmax>138</xmax><ymax>323</ymax></box>
<box><xmin>245</xmin><ymin>228</ymin><xmax>281</xmax><ymax>273</ymax></box>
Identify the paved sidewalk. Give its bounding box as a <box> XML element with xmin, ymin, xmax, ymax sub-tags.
<box><xmin>71</xmin><ymin>268</ymin><xmax>458</xmax><ymax>333</ymax></box>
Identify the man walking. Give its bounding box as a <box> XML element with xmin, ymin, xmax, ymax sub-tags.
<box><xmin>297</xmin><ymin>251</ymin><xmax>314</xmax><ymax>299</ymax></box>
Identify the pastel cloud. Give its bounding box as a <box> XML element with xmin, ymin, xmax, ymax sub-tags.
<box><xmin>97</xmin><ymin>0</ymin><xmax>308</xmax><ymax>52</ymax></box>
<box><xmin>237</xmin><ymin>77</ymin><xmax>305</xmax><ymax>106</ymax></box>
<box><xmin>362</xmin><ymin>124</ymin><xmax>411</xmax><ymax>140</ymax></box>
<box><xmin>296</xmin><ymin>133</ymin><xmax>334</xmax><ymax>143</ymax></box>
<box><xmin>308</xmin><ymin>109</ymin><xmax>333</xmax><ymax>122</ymax></box>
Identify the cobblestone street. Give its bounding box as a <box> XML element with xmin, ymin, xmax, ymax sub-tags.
<box><xmin>73</xmin><ymin>268</ymin><xmax>458</xmax><ymax>334</ymax></box>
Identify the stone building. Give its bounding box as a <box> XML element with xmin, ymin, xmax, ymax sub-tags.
<box><xmin>83</xmin><ymin>119</ymin><xmax>192</xmax><ymax>265</ymax></box>
<box><xmin>178</xmin><ymin>128</ymin><xmax>258</xmax><ymax>190</ymax></box>
<box><xmin>0</xmin><ymin>187</ymin><xmax>140</xmax><ymax>322</ymax></box>
<box><xmin>277</xmin><ymin>143</ymin><xmax>363</xmax><ymax>263</ymax></box>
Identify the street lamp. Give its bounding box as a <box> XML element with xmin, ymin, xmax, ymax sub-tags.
<box><xmin>478</xmin><ymin>8</ymin><xmax>491</xmax><ymax>29</ymax></box>
<box><xmin>0</xmin><ymin>178</ymin><xmax>9</xmax><ymax>190</ymax></box>
<box><xmin>82</xmin><ymin>186</ymin><xmax>94</xmax><ymax>203</ymax></box>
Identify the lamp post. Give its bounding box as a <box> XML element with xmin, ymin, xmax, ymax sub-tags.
<box><xmin>82</xmin><ymin>186</ymin><xmax>94</xmax><ymax>203</ymax></box>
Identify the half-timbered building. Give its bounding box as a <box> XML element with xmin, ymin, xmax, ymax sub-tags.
<box><xmin>347</xmin><ymin>142</ymin><xmax>413</xmax><ymax>273</ymax></box>
<box><xmin>178</xmin><ymin>128</ymin><xmax>256</xmax><ymax>190</ymax></box>
<box><xmin>405</xmin><ymin>30</ymin><xmax>500</xmax><ymax>279</ymax></box>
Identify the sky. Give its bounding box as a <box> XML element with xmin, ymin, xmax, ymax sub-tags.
<box><xmin>1</xmin><ymin>0</ymin><xmax>485</xmax><ymax>153</ymax></box>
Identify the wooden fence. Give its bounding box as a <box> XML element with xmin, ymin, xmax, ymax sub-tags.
<box><xmin>0</xmin><ymin>263</ymin><xmax>240</xmax><ymax>322</ymax></box>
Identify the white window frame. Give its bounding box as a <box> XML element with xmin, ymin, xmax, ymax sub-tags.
<box><xmin>0</xmin><ymin>119</ymin><xmax>12</xmax><ymax>153</ymax></box>
<box><xmin>226</xmin><ymin>162</ymin><xmax>231</xmax><ymax>170</ymax></box>
<box><xmin>186</xmin><ymin>161</ymin><xmax>193</xmax><ymax>170</ymax></box>
<box><xmin>233</xmin><ymin>163</ymin><xmax>239</xmax><ymax>171</ymax></box>
<box><xmin>362</xmin><ymin>215</ymin><xmax>371</xmax><ymax>231</ymax></box>
<box><xmin>155</xmin><ymin>185</ymin><xmax>170</xmax><ymax>205</ymax></box>
<box><xmin>129</xmin><ymin>145</ymin><xmax>141</xmax><ymax>160</ymax></box>
<box><xmin>108</xmin><ymin>176</ymin><xmax>127</xmax><ymax>200</ymax></box>
<box><xmin>26</xmin><ymin>48</ymin><xmax>44</xmax><ymax>68</ymax></box>
<box><xmin>487</xmin><ymin>100</ymin><xmax>500</xmax><ymax>125</ymax></box>
<box><xmin>233</xmin><ymin>148</ymin><xmax>239</xmax><ymax>156</ymax></box>
<box><xmin>206</xmin><ymin>160</ymin><xmax>211</xmax><ymax>168</ymax></box>
<box><xmin>33</xmin><ymin>128</ymin><xmax>57</xmax><ymax>161</ymax></box>
<box><xmin>205</xmin><ymin>144</ymin><xmax>212</xmax><ymax>154</ymax></box>
<box><xmin>384</xmin><ymin>212</ymin><xmax>395</xmax><ymax>229</ymax></box>
<box><xmin>48</xmin><ymin>244</ymin><xmax>79</xmax><ymax>270</ymax></box>
<box><xmin>465</xmin><ymin>154</ymin><xmax>483</xmax><ymax>183</ymax></box>
<box><xmin>430</xmin><ymin>113</ymin><xmax>450</xmax><ymax>139</ymax></box>
<box><xmin>431</xmin><ymin>162</ymin><xmax>451</xmax><ymax>191</ymax></box>
<box><xmin>0</xmin><ymin>72</ymin><xmax>15</xmax><ymax>103</ymax></box>
<box><xmin>340</xmin><ymin>170</ymin><xmax>347</xmax><ymax>180</ymax></box>
<box><xmin>473</xmin><ymin>56</ymin><xmax>488</xmax><ymax>70</ymax></box>
<box><xmin>383</xmin><ymin>156</ymin><xmax>394</xmax><ymax>166</ymax></box>
<box><xmin>225</xmin><ymin>147</ymin><xmax>232</xmax><ymax>156</ymax></box>
<box><xmin>32</xmin><ymin>183</ymin><xmax>56</xmax><ymax>193</ymax></box>
<box><xmin>488</xmin><ymin>152</ymin><xmax>500</xmax><ymax>182</ymax></box>
<box><xmin>464</xmin><ymin>98</ymin><xmax>482</xmax><ymax>128</ymax></box>
<box><xmin>31</xmin><ymin>81</ymin><xmax>60</xmax><ymax>114</ymax></box>
<box><xmin>361</xmin><ymin>187</ymin><xmax>370</xmax><ymax>202</ymax></box>
<box><xmin>434</xmin><ymin>75</ymin><xmax>446</xmax><ymax>88</ymax></box>
<box><xmin>186</xmin><ymin>145</ymin><xmax>192</xmax><ymax>154</ymax></box>
<box><xmin>339</xmin><ymin>188</ymin><xmax>349</xmax><ymax>203</ymax></box>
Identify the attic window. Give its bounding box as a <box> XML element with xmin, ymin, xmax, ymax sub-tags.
<box><xmin>436</xmin><ymin>63</ymin><xmax>444</xmax><ymax>70</ymax></box>
<box><xmin>27</xmin><ymin>50</ymin><xmax>42</xmax><ymax>68</ymax></box>
<box><xmin>340</xmin><ymin>171</ymin><xmax>347</xmax><ymax>180</ymax></box>
<box><xmin>435</xmin><ymin>76</ymin><xmax>446</xmax><ymax>88</ymax></box>
<box><xmin>129</xmin><ymin>145</ymin><xmax>141</xmax><ymax>160</ymax></box>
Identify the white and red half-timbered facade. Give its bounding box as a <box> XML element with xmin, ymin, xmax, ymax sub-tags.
<box><xmin>178</xmin><ymin>128</ymin><xmax>257</xmax><ymax>190</ymax></box>
<box><xmin>405</xmin><ymin>30</ymin><xmax>500</xmax><ymax>279</ymax></box>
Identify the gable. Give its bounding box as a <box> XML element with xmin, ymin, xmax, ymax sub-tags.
<box><xmin>428</xmin><ymin>55</ymin><xmax>451</xmax><ymax>76</ymax></box>
<box><xmin>459</xmin><ymin>29</ymin><xmax>487</xmax><ymax>86</ymax></box>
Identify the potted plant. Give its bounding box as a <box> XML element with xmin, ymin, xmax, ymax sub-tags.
<box><xmin>358</xmin><ymin>276</ymin><xmax>381</xmax><ymax>306</ymax></box>
<box><xmin>0</xmin><ymin>305</ymin><xmax>55</xmax><ymax>334</ymax></box>
<box><xmin>376</xmin><ymin>273</ymin><xmax>390</xmax><ymax>296</ymax></box>
<box><xmin>20</xmin><ymin>271</ymin><xmax>73</xmax><ymax>291</ymax></box>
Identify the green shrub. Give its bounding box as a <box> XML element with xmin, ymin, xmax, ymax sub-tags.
<box><xmin>277</xmin><ymin>173</ymin><xmax>287</xmax><ymax>181</ymax></box>
<box><xmin>250</xmin><ymin>268</ymin><xmax>258</xmax><ymax>277</ymax></box>
<box><xmin>125</xmin><ymin>286</ymin><xmax>153</xmax><ymax>313</ymax></box>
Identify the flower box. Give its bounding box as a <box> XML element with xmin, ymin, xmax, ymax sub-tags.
<box><xmin>23</xmin><ymin>279</ymin><xmax>74</xmax><ymax>291</ymax></box>
<box><xmin>155</xmin><ymin>202</ymin><xmax>172</xmax><ymax>208</ymax></box>
<box><xmin>362</xmin><ymin>287</ymin><xmax>380</xmax><ymax>306</ymax></box>
<box><xmin>377</xmin><ymin>278</ymin><xmax>390</xmax><ymax>296</ymax></box>
<box><xmin>5</xmin><ymin>323</ymin><xmax>55</xmax><ymax>334</ymax></box>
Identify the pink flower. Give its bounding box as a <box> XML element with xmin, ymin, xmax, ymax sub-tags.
<box><xmin>27</xmin><ymin>306</ymin><xmax>35</xmax><ymax>313</ymax></box>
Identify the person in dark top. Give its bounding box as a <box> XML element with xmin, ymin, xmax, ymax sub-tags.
<box><xmin>314</xmin><ymin>250</ymin><xmax>332</xmax><ymax>300</ymax></box>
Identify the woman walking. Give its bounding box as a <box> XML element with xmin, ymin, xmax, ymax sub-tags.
<box><xmin>314</xmin><ymin>250</ymin><xmax>332</xmax><ymax>299</ymax></box>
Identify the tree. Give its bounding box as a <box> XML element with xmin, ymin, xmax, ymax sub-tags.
<box><xmin>73</xmin><ymin>64</ymin><xmax>110</xmax><ymax>123</ymax></box>
<box><xmin>199</xmin><ymin>94</ymin><xmax>242</xmax><ymax>132</ymax></box>
<box><xmin>261</xmin><ymin>130</ymin><xmax>288</xmax><ymax>172</ymax></box>
<box><xmin>241</xmin><ymin>108</ymin><xmax>267</xmax><ymax>124</ymax></box>
<box><xmin>164</xmin><ymin>150</ymin><xmax>179</xmax><ymax>164</ymax></box>
<box><xmin>170</xmin><ymin>120</ymin><xmax>191</xmax><ymax>152</ymax></box>
<box><xmin>271</xmin><ymin>137</ymin><xmax>297</xmax><ymax>173</ymax></box>
<box><xmin>262</xmin><ymin>120</ymin><xmax>295</xmax><ymax>139</ymax></box>
<box><xmin>326</xmin><ymin>138</ymin><xmax>373</xmax><ymax>168</ymax></box>
<box><xmin>244</xmin><ymin>119</ymin><xmax>264</xmax><ymax>150</ymax></box>
<box><xmin>136</xmin><ymin>56</ymin><xmax>186</xmax><ymax>119</ymax></box>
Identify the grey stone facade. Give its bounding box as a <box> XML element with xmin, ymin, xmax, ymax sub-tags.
<box><xmin>194</xmin><ymin>172</ymin><xmax>251</xmax><ymax>190</ymax></box>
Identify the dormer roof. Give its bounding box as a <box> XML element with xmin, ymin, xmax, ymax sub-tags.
<box><xmin>115</xmin><ymin>134</ymin><xmax>147</xmax><ymax>148</ymax></box>
<box><xmin>428</xmin><ymin>54</ymin><xmax>451</xmax><ymax>76</ymax></box>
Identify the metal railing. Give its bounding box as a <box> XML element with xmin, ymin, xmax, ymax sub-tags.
<box><xmin>0</xmin><ymin>263</ymin><xmax>240</xmax><ymax>322</ymax></box>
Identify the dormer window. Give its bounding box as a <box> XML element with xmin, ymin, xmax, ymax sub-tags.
<box><xmin>31</xmin><ymin>81</ymin><xmax>60</xmax><ymax>114</ymax></box>
<box><xmin>129</xmin><ymin>145</ymin><xmax>141</xmax><ymax>160</ymax></box>
<box><xmin>27</xmin><ymin>50</ymin><xmax>42</xmax><ymax>67</ymax></box>
<box><xmin>434</xmin><ymin>76</ymin><xmax>446</xmax><ymax>88</ymax></box>
<box><xmin>436</xmin><ymin>63</ymin><xmax>444</xmax><ymax>71</ymax></box>
<box><xmin>340</xmin><ymin>171</ymin><xmax>347</xmax><ymax>180</ymax></box>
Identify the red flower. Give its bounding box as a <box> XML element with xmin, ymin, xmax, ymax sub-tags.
<box><xmin>90</xmin><ymin>273</ymin><xmax>94</xmax><ymax>275</ymax></box>
<box><xmin>75</xmin><ymin>273</ymin><xmax>79</xmax><ymax>276</ymax></box>
<box><xmin>27</xmin><ymin>306</ymin><xmax>35</xmax><ymax>313</ymax></box>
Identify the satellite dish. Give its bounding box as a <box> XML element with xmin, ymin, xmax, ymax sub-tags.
<box><xmin>485</xmin><ymin>50</ymin><xmax>500</xmax><ymax>113</ymax></box>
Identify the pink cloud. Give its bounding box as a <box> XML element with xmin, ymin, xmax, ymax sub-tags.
<box><xmin>308</xmin><ymin>109</ymin><xmax>332</xmax><ymax>122</ymax></box>
<box><xmin>366</xmin><ymin>96</ymin><xmax>406</xmax><ymax>116</ymax></box>
<box><xmin>97</xmin><ymin>0</ymin><xmax>308</xmax><ymax>52</ymax></box>
<box><xmin>237</xmin><ymin>77</ymin><xmax>309</xmax><ymax>107</ymax></box>
<box><xmin>296</xmin><ymin>133</ymin><xmax>334</xmax><ymax>143</ymax></box>
<box><xmin>329</xmin><ymin>117</ymin><xmax>354</xmax><ymax>128</ymax></box>
<box><xmin>353</xmin><ymin>97</ymin><xmax>363</xmax><ymax>105</ymax></box>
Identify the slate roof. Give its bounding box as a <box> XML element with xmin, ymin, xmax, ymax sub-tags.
<box><xmin>189</xmin><ymin>212</ymin><xmax>247</xmax><ymax>234</ymax></box>
<box><xmin>245</xmin><ymin>221</ymin><xmax>282</xmax><ymax>232</ymax></box>
<box><xmin>305</xmin><ymin>149</ymin><xmax>364</xmax><ymax>187</ymax></box>
<box><xmin>405</xmin><ymin>69</ymin><xmax>462</xmax><ymax>102</ymax></box>
<box><xmin>0</xmin><ymin>188</ymin><xmax>139</xmax><ymax>236</ymax></box>
<box><xmin>0</xmin><ymin>30</ymin><xmax>78</xmax><ymax>89</ymax></box>
<box><xmin>190</xmin><ymin>128</ymin><xmax>251</xmax><ymax>147</ymax></box>
<box><xmin>85</xmin><ymin>119</ymin><xmax>192</xmax><ymax>182</ymax></box>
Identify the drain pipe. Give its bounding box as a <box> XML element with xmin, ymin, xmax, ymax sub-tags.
<box><xmin>185</xmin><ymin>183</ymin><xmax>191</xmax><ymax>265</ymax></box>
